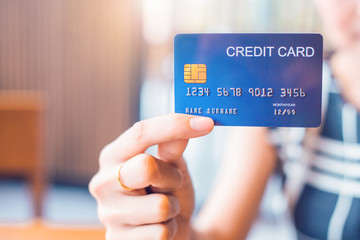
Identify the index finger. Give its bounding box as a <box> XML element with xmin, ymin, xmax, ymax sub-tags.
<box><xmin>99</xmin><ymin>113</ymin><xmax>214</xmax><ymax>167</ymax></box>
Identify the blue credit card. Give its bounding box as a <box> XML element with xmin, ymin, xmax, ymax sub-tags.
<box><xmin>174</xmin><ymin>33</ymin><xmax>323</xmax><ymax>127</ymax></box>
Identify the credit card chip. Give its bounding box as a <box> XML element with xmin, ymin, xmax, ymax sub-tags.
<box><xmin>184</xmin><ymin>64</ymin><xmax>207</xmax><ymax>83</ymax></box>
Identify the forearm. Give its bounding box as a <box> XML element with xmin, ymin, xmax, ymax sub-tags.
<box><xmin>192</xmin><ymin>127</ymin><xmax>276</xmax><ymax>240</ymax></box>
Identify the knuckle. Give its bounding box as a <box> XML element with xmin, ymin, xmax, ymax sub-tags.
<box><xmin>97</xmin><ymin>207</ymin><xmax>108</xmax><ymax>225</ymax></box>
<box><xmin>156</xmin><ymin>222</ymin><xmax>172</xmax><ymax>240</ymax></box>
<box><xmin>99</xmin><ymin>144</ymin><xmax>113</xmax><ymax>167</ymax></box>
<box><xmin>105</xmin><ymin>230</ymin><xmax>114</xmax><ymax>240</ymax></box>
<box><xmin>166</xmin><ymin>113</ymin><xmax>187</xmax><ymax>140</ymax></box>
<box><xmin>167</xmin><ymin>114</ymin><xmax>180</xmax><ymax>132</ymax></box>
<box><xmin>88</xmin><ymin>169</ymin><xmax>114</xmax><ymax>199</ymax></box>
<box><xmin>155</xmin><ymin>194</ymin><xmax>172</xmax><ymax>221</ymax></box>
<box><xmin>88</xmin><ymin>172</ymin><xmax>103</xmax><ymax>198</ymax></box>
<box><xmin>97</xmin><ymin>206</ymin><xmax>122</xmax><ymax>227</ymax></box>
<box><xmin>105</xmin><ymin>228</ymin><xmax>123</xmax><ymax>240</ymax></box>
<box><xmin>131</xmin><ymin>121</ymin><xmax>144</xmax><ymax>142</ymax></box>
<box><xmin>157</xmin><ymin>146</ymin><xmax>184</xmax><ymax>163</ymax></box>
<box><xmin>96</xmin><ymin>204</ymin><xmax>113</xmax><ymax>226</ymax></box>
<box><xmin>142</xmin><ymin>154</ymin><xmax>159</xmax><ymax>180</ymax></box>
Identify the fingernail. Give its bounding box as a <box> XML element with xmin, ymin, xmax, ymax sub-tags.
<box><xmin>189</xmin><ymin>117</ymin><xmax>214</xmax><ymax>132</ymax></box>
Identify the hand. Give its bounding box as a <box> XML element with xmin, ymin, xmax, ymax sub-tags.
<box><xmin>331</xmin><ymin>43</ymin><xmax>360</xmax><ymax>110</ymax></box>
<box><xmin>89</xmin><ymin>113</ymin><xmax>214</xmax><ymax>240</ymax></box>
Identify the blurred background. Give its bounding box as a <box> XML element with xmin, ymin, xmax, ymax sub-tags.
<box><xmin>0</xmin><ymin>0</ymin><xmax>321</xmax><ymax>239</ymax></box>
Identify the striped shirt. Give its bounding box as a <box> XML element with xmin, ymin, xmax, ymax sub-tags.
<box><xmin>271</xmin><ymin>63</ymin><xmax>360</xmax><ymax>240</ymax></box>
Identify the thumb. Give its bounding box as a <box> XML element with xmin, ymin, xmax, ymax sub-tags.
<box><xmin>157</xmin><ymin>116</ymin><xmax>214</xmax><ymax>167</ymax></box>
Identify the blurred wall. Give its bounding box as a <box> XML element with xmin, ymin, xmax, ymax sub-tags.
<box><xmin>0</xmin><ymin>0</ymin><xmax>141</xmax><ymax>184</ymax></box>
<box><xmin>141</xmin><ymin>0</ymin><xmax>321</xmax><ymax>87</ymax></box>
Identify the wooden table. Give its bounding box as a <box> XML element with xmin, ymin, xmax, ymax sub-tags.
<box><xmin>0</xmin><ymin>91</ymin><xmax>45</xmax><ymax>216</ymax></box>
<box><xmin>0</xmin><ymin>220</ymin><xmax>105</xmax><ymax>240</ymax></box>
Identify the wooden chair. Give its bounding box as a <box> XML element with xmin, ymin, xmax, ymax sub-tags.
<box><xmin>0</xmin><ymin>91</ymin><xmax>45</xmax><ymax>217</ymax></box>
